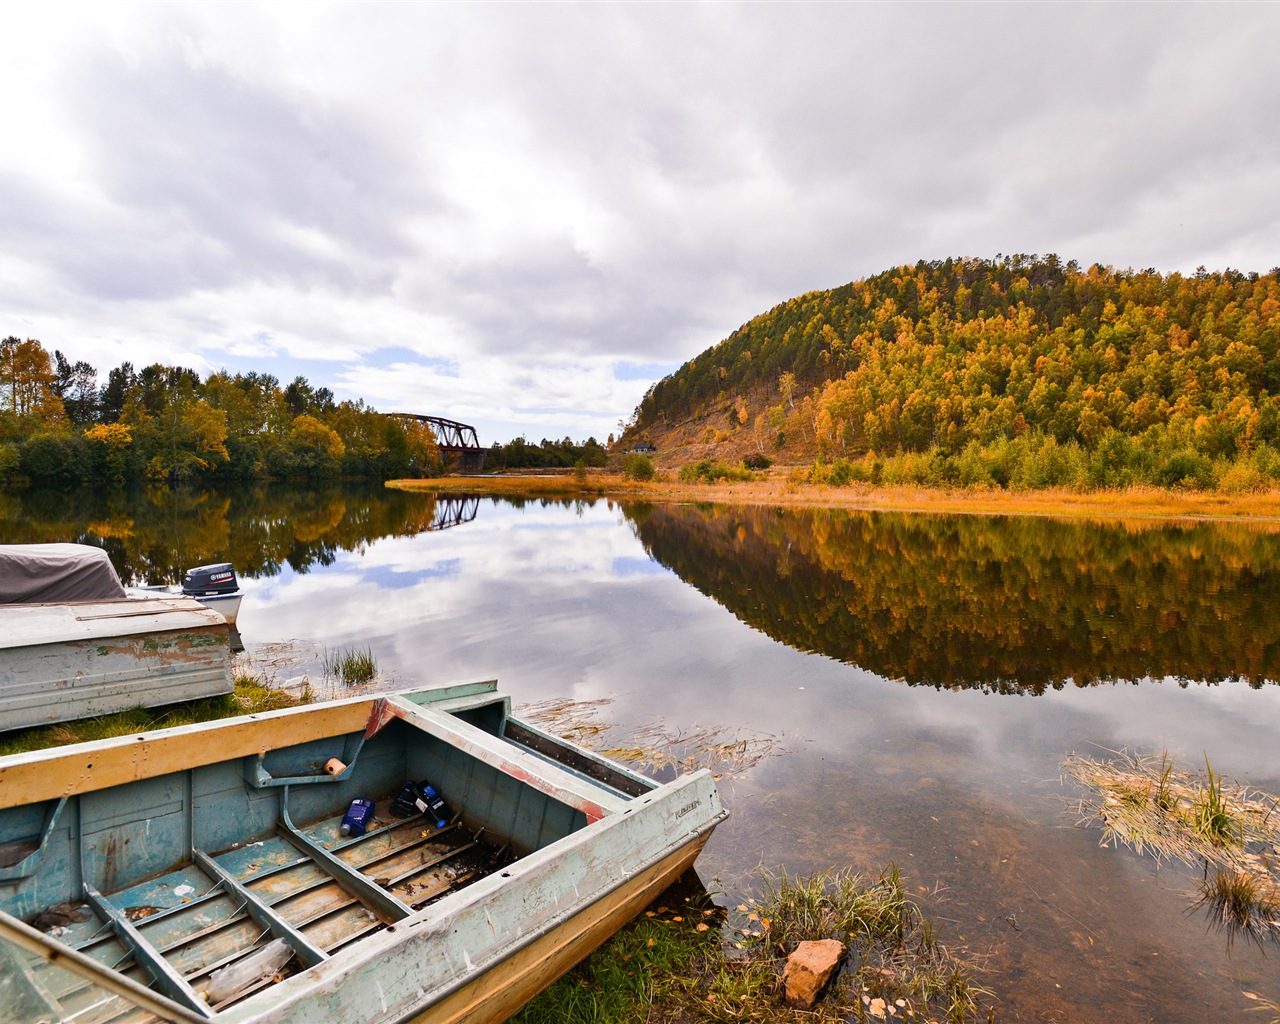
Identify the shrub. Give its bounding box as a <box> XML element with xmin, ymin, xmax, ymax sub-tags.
<box><xmin>0</xmin><ymin>442</ymin><xmax>19</xmax><ymax>483</ymax></box>
<box><xmin>679</xmin><ymin>458</ymin><xmax>754</xmax><ymax>483</ymax></box>
<box><xmin>19</xmin><ymin>432</ymin><xmax>88</xmax><ymax>487</ymax></box>
<box><xmin>743</xmin><ymin>452</ymin><xmax>771</xmax><ymax>470</ymax></box>
<box><xmin>622</xmin><ymin>453</ymin><xmax>655</xmax><ymax>481</ymax></box>
<box><xmin>1157</xmin><ymin>447</ymin><xmax>1213</xmax><ymax>489</ymax></box>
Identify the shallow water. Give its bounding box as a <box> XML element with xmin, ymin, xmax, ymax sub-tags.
<box><xmin>4</xmin><ymin>485</ymin><xmax>1279</xmax><ymax>1022</ymax></box>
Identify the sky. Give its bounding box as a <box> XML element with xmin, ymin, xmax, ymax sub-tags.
<box><xmin>1</xmin><ymin>3</ymin><xmax>1277</xmax><ymax>445</ymax></box>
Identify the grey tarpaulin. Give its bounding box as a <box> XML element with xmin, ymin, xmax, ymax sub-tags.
<box><xmin>0</xmin><ymin>543</ymin><xmax>128</xmax><ymax>603</ymax></box>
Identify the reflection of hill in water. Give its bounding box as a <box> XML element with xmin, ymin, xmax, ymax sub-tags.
<box><xmin>628</xmin><ymin>503</ymin><xmax>1280</xmax><ymax>693</ymax></box>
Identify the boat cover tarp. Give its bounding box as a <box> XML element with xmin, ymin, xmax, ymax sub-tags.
<box><xmin>0</xmin><ymin>543</ymin><xmax>127</xmax><ymax>603</ymax></box>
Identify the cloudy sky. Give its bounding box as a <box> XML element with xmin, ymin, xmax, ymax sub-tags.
<box><xmin>2</xmin><ymin>3</ymin><xmax>1276</xmax><ymax>444</ymax></box>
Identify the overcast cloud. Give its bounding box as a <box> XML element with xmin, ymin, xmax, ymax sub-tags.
<box><xmin>1</xmin><ymin>3</ymin><xmax>1276</xmax><ymax>443</ymax></box>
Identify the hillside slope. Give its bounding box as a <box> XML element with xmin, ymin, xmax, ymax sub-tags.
<box><xmin>627</xmin><ymin>256</ymin><xmax>1280</xmax><ymax>485</ymax></box>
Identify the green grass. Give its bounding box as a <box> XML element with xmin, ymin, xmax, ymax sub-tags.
<box><xmin>509</xmin><ymin>905</ymin><xmax>719</xmax><ymax>1024</ymax></box>
<box><xmin>0</xmin><ymin>674</ymin><xmax>312</xmax><ymax>756</ymax></box>
<box><xmin>1193</xmin><ymin>754</ymin><xmax>1241</xmax><ymax>848</ymax></box>
<box><xmin>321</xmin><ymin>645</ymin><xmax>377</xmax><ymax>685</ymax></box>
<box><xmin>512</xmin><ymin>869</ymin><xmax>993</xmax><ymax>1024</ymax></box>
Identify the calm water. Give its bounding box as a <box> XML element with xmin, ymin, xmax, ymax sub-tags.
<box><xmin>4</xmin><ymin>484</ymin><xmax>1279</xmax><ymax>1022</ymax></box>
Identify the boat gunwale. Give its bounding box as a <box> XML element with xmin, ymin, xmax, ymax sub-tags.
<box><xmin>0</xmin><ymin>681</ymin><xmax>500</xmax><ymax>806</ymax></box>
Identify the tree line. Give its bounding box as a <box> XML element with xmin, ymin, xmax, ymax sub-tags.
<box><xmin>0</xmin><ymin>337</ymin><xmax>441</xmax><ymax>487</ymax></box>
<box><xmin>486</xmin><ymin>435</ymin><xmax>610</xmax><ymax>470</ymax></box>
<box><xmin>633</xmin><ymin>256</ymin><xmax>1280</xmax><ymax>490</ymax></box>
<box><xmin>633</xmin><ymin>502</ymin><xmax>1280</xmax><ymax>691</ymax></box>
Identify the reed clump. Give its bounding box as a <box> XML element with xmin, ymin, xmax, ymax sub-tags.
<box><xmin>321</xmin><ymin>645</ymin><xmax>378</xmax><ymax>685</ymax></box>
<box><xmin>1065</xmin><ymin>749</ymin><xmax>1280</xmax><ymax>947</ymax></box>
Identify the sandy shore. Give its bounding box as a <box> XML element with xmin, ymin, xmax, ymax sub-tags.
<box><xmin>388</xmin><ymin>473</ymin><xmax>1280</xmax><ymax>524</ymax></box>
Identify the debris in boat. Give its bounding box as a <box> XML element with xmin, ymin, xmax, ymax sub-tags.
<box><xmin>31</xmin><ymin>902</ymin><xmax>89</xmax><ymax>931</ymax></box>
<box><xmin>519</xmin><ymin>696</ymin><xmax>781</xmax><ymax>780</ymax></box>
<box><xmin>174</xmin><ymin>883</ymin><xmax>195</xmax><ymax>897</ymax></box>
<box><xmin>200</xmin><ymin>937</ymin><xmax>294</xmax><ymax>1007</ymax></box>
<box><xmin>124</xmin><ymin>905</ymin><xmax>165</xmax><ymax>921</ymax></box>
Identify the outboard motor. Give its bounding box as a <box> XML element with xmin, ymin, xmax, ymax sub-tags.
<box><xmin>182</xmin><ymin>562</ymin><xmax>239</xmax><ymax>596</ymax></box>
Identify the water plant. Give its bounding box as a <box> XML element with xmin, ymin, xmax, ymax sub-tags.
<box><xmin>1193</xmin><ymin>754</ymin><xmax>1241</xmax><ymax>848</ymax></box>
<box><xmin>1066</xmin><ymin>749</ymin><xmax>1280</xmax><ymax>948</ymax></box>
<box><xmin>322</xmin><ymin>645</ymin><xmax>378</xmax><ymax>685</ymax></box>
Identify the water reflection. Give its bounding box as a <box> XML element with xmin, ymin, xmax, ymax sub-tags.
<box><xmin>3</xmin><ymin>486</ymin><xmax>1279</xmax><ymax>1021</ymax></box>
<box><xmin>629</xmin><ymin>503</ymin><xmax>1280</xmax><ymax>691</ymax></box>
<box><xmin>0</xmin><ymin>484</ymin><xmax>477</xmax><ymax>585</ymax></box>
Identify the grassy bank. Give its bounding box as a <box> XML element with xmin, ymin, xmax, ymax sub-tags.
<box><xmin>512</xmin><ymin>867</ymin><xmax>993</xmax><ymax>1024</ymax></box>
<box><xmin>0</xmin><ymin>673</ymin><xmax>311</xmax><ymax>757</ymax></box>
<box><xmin>389</xmin><ymin>473</ymin><xmax>1280</xmax><ymax>524</ymax></box>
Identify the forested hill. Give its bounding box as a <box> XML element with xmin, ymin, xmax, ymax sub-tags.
<box><xmin>631</xmin><ymin>256</ymin><xmax>1280</xmax><ymax>487</ymax></box>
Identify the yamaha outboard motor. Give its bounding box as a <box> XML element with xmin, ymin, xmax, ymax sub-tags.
<box><xmin>182</xmin><ymin>562</ymin><xmax>239</xmax><ymax>596</ymax></box>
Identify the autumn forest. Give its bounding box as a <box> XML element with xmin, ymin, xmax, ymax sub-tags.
<box><xmin>0</xmin><ymin>337</ymin><xmax>440</xmax><ymax>487</ymax></box>
<box><xmin>632</xmin><ymin>255</ymin><xmax>1280</xmax><ymax>491</ymax></box>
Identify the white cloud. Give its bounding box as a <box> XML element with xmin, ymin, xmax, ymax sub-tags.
<box><xmin>2</xmin><ymin>2</ymin><xmax>1278</xmax><ymax>441</ymax></box>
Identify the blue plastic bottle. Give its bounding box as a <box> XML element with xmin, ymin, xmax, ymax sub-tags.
<box><xmin>415</xmin><ymin>782</ymin><xmax>449</xmax><ymax>829</ymax></box>
<box><xmin>339</xmin><ymin>797</ymin><xmax>374</xmax><ymax>837</ymax></box>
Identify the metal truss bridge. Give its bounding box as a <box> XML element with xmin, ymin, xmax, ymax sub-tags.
<box><xmin>386</xmin><ymin>414</ymin><xmax>487</xmax><ymax>472</ymax></box>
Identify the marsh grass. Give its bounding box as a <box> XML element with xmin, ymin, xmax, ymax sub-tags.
<box><xmin>511</xmin><ymin>871</ymin><xmax>993</xmax><ymax>1024</ymax></box>
<box><xmin>321</xmin><ymin>645</ymin><xmax>377</xmax><ymax>685</ymax></box>
<box><xmin>0</xmin><ymin>673</ymin><xmax>312</xmax><ymax>756</ymax></box>
<box><xmin>1066</xmin><ymin>749</ymin><xmax>1280</xmax><ymax>947</ymax></box>
<box><xmin>391</xmin><ymin>474</ymin><xmax>1280</xmax><ymax>525</ymax></box>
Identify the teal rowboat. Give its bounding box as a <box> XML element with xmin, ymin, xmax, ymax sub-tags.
<box><xmin>0</xmin><ymin>681</ymin><xmax>727</xmax><ymax>1023</ymax></box>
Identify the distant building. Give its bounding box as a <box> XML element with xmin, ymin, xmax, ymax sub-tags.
<box><xmin>628</xmin><ymin>442</ymin><xmax>656</xmax><ymax>454</ymax></box>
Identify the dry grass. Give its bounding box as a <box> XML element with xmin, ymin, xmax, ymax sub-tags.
<box><xmin>390</xmin><ymin>474</ymin><xmax>1280</xmax><ymax>526</ymax></box>
<box><xmin>1066</xmin><ymin>749</ymin><xmax>1280</xmax><ymax>947</ymax></box>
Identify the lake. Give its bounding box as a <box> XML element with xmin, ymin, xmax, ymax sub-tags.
<box><xmin>3</xmin><ymin>482</ymin><xmax>1279</xmax><ymax>1022</ymax></box>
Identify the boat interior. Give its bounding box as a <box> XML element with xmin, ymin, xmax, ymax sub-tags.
<box><xmin>0</xmin><ymin>689</ymin><xmax>652</xmax><ymax>1023</ymax></box>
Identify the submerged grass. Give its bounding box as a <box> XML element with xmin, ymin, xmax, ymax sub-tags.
<box><xmin>512</xmin><ymin>869</ymin><xmax>994</xmax><ymax>1024</ymax></box>
<box><xmin>1065</xmin><ymin>749</ymin><xmax>1280</xmax><ymax>948</ymax></box>
<box><xmin>520</xmin><ymin>696</ymin><xmax>780</xmax><ymax>782</ymax></box>
<box><xmin>0</xmin><ymin>672</ymin><xmax>312</xmax><ymax>756</ymax></box>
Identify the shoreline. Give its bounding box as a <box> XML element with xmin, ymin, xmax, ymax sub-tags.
<box><xmin>387</xmin><ymin>473</ymin><xmax>1280</xmax><ymax>525</ymax></box>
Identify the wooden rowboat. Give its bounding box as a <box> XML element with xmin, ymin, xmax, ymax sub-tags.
<box><xmin>0</xmin><ymin>680</ymin><xmax>727</xmax><ymax>1023</ymax></box>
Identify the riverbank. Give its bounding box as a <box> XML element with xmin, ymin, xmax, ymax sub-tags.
<box><xmin>388</xmin><ymin>472</ymin><xmax>1280</xmax><ymax>524</ymax></box>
